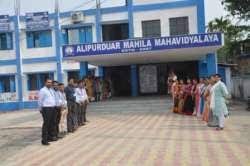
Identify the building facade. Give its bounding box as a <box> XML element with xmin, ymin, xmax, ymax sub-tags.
<box><xmin>0</xmin><ymin>0</ymin><xmax>222</xmax><ymax>111</ymax></box>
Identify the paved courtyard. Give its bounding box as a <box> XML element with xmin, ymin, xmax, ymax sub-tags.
<box><xmin>0</xmin><ymin>97</ymin><xmax>250</xmax><ymax>166</ymax></box>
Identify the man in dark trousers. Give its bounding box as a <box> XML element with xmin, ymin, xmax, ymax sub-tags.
<box><xmin>52</xmin><ymin>81</ymin><xmax>63</xmax><ymax>139</ymax></box>
<box><xmin>38</xmin><ymin>78</ymin><xmax>56</xmax><ymax>145</ymax></box>
<box><xmin>64</xmin><ymin>78</ymin><xmax>77</xmax><ymax>132</ymax></box>
<box><xmin>75</xmin><ymin>80</ymin><xmax>89</xmax><ymax>126</ymax></box>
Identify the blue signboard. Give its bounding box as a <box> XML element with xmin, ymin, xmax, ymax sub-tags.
<box><xmin>25</xmin><ymin>12</ymin><xmax>49</xmax><ymax>30</ymax></box>
<box><xmin>63</xmin><ymin>33</ymin><xmax>223</xmax><ymax>58</ymax></box>
<box><xmin>0</xmin><ymin>15</ymin><xmax>10</xmax><ymax>32</ymax></box>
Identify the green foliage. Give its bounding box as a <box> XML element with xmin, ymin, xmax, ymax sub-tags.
<box><xmin>207</xmin><ymin>17</ymin><xmax>249</xmax><ymax>62</ymax></box>
<box><xmin>221</xmin><ymin>0</ymin><xmax>250</xmax><ymax>20</ymax></box>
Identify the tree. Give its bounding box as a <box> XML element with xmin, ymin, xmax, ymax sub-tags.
<box><xmin>207</xmin><ymin>17</ymin><xmax>249</xmax><ymax>62</ymax></box>
<box><xmin>207</xmin><ymin>17</ymin><xmax>231</xmax><ymax>33</ymax></box>
<box><xmin>221</xmin><ymin>0</ymin><xmax>250</xmax><ymax>20</ymax></box>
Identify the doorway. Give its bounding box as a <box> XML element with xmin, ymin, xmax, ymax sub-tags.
<box><xmin>104</xmin><ymin>66</ymin><xmax>131</xmax><ymax>97</ymax></box>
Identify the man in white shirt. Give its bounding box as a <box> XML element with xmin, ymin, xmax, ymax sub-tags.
<box><xmin>75</xmin><ymin>80</ymin><xmax>89</xmax><ymax>126</ymax></box>
<box><xmin>52</xmin><ymin>81</ymin><xmax>63</xmax><ymax>139</ymax></box>
<box><xmin>38</xmin><ymin>78</ymin><xmax>56</xmax><ymax>145</ymax></box>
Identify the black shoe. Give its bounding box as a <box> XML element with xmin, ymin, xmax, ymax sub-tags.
<box><xmin>41</xmin><ymin>141</ymin><xmax>50</xmax><ymax>146</ymax></box>
<box><xmin>48</xmin><ymin>137</ymin><xmax>58</xmax><ymax>142</ymax></box>
<box><xmin>207</xmin><ymin>124</ymin><xmax>219</xmax><ymax>127</ymax></box>
<box><xmin>216</xmin><ymin>127</ymin><xmax>224</xmax><ymax>131</ymax></box>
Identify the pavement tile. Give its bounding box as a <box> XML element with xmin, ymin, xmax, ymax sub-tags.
<box><xmin>0</xmin><ymin>97</ymin><xmax>250</xmax><ymax>166</ymax></box>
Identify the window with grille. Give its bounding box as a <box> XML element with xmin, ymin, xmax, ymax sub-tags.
<box><xmin>169</xmin><ymin>17</ymin><xmax>189</xmax><ymax>36</ymax></box>
<box><xmin>142</xmin><ymin>20</ymin><xmax>161</xmax><ymax>38</ymax></box>
<box><xmin>0</xmin><ymin>33</ymin><xmax>13</xmax><ymax>50</ymax></box>
<box><xmin>27</xmin><ymin>73</ymin><xmax>54</xmax><ymax>91</ymax></box>
<box><xmin>0</xmin><ymin>75</ymin><xmax>15</xmax><ymax>93</ymax></box>
<box><xmin>26</xmin><ymin>30</ymin><xmax>52</xmax><ymax>48</ymax></box>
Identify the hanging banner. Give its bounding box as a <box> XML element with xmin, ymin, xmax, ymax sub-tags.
<box><xmin>63</xmin><ymin>33</ymin><xmax>223</xmax><ymax>57</ymax></box>
<box><xmin>139</xmin><ymin>65</ymin><xmax>158</xmax><ymax>94</ymax></box>
<box><xmin>25</xmin><ymin>12</ymin><xmax>49</xmax><ymax>30</ymax></box>
<box><xmin>0</xmin><ymin>93</ymin><xmax>17</xmax><ymax>102</ymax></box>
<box><xmin>0</xmin><ymin>15</ymin><xmax>10</xmax><ymax>32</ymax></box>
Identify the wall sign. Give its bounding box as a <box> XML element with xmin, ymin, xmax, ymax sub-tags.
<box><xmin>63</xmin><ymin>33</ymin><xmax>223</xmax><ymax>57</ymax></box>
<box><xmin>0</xmin><ymin>15</ymin><xmax>10</xmax><ymax>32</ymax></box>
<box><xmin>0</xmin><ymin>93</ymin><xmax>17</xmax><ymax>102</ymax></box>
<box><xmin>25</xmin><ymin>12</ymin><xmax>49</xmax><ymax>30</ymax></box>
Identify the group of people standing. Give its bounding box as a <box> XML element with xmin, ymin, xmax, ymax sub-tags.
<box><xmin>84</xmin><ymin>76</ymin><xmax>112</xmax><ymax>102</ymax></box>
<box><xmin>171</xmin><ymin>74</ymin><xmax>230</xmax><ymax>131</ymax></box>
<box><xmin>38</xmin><ymin>78</ymin><xmax>89</xmax><ymax>145</ymax></box>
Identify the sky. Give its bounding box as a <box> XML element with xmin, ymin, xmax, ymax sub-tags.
<box><xmin>0</xmin><ymin>0</ymin><xmax>226</xmax><ymax>25</ymax></box>
<box><xmin>205</xmin><ymin>0</ymin><xmax>226</xmax><ymax>23</ymax></box>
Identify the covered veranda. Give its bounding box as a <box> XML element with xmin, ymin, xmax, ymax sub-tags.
<box><xmin>63</xmin><ymin>33</ymin><xmax>223</xmax><ymax>96</ymax></box>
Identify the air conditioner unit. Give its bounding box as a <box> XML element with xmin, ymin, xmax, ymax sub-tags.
<box><xmin>71</xmin><ymin>11</ymin><xmax>84</xmax><ymax>24</ymax></box>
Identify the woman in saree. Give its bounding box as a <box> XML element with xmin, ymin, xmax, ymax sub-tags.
<box><xmin>194</xmin><ymin>78</ymin><xmax>204</xmax><ymax>117</ymax></box>
<box><xmin>183</xmin><ymin>78</ymin><xmax>194</xmax><ymax>115</ymax></box>
<box><xmin>202</xmin><ymin>77</ymin><xmax>212</xmax><ymax>122</ymax></box>
<box><xmin>85</xmin><ymin>77</ymin><xmax>90</xmax><ymax>95</ymax></box>
<box><xmin>168</xmin><ymin>71</ymin><xmax>177</xmax><ymax>95</ymax></box>
<box><xmin>172</xmin><ymin>80</ymin><xmax>179</xmax><ymax>113</ymax></box>
<box><xmin>177</xmin><ymin>79</ymin><xmax>185</xmax><ymax>114</ymax></box>
<box><xmin>191</xmin><ymin>79</ymin><xmax>198</xmax><ymax>115</ymax></box>
<box><xmin>199</xmin><ymin>78</ymin><xmax>206</xmax><ymax>116</ymax></box>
